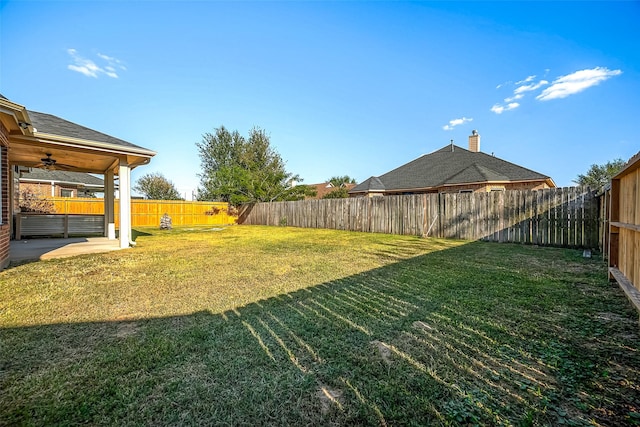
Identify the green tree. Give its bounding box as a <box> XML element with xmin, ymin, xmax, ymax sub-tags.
<box><xmin>133</xmin><ymin>172</ymin><xmax>183</xmax><ymax>200</ymax></box>
<box><xmin>322</xmin><ymin>187</ymin><xmax>350</xmax><ymax>199</ymax></box>
<box><xmin>574</xmin><ymin>158</ymin><xmax>626</xmax><ymax>191</ymax></box>
<box><xmin>323</xmin><ymin>175</ymin><xmax>356</xmax><ymax>199</ymax></box>
<box><xmin>197</xmin><ymin>126</ymin><xmax>314</xmax><ymax>206</ymax></box>
<box><xmin>328</xmin><ymin>175</ymin><xmax>356</xmax><ymax>187</ymax></box>
<box><xmin>18</xmin><ymin>189</ymin><xmax>55</xmax><ymax>213</ymax></box>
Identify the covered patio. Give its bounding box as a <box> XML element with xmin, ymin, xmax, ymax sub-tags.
<box><xmin>9</xmin><ymin>237</ymin><xmax>121</xmax><ymax>264</ymax></box>
<box><xmin>0</xmin><ymin>95</ymin><xmax>155</xmax><ymax>268</ymax></box>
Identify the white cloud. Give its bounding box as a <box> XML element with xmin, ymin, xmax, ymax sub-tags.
<box><xmin>67</xmin><ymin>49</ymin><xmax>125</xmax><ymax>78</ymax></box>
<box><xmin>536</xmin><ymin>67</ymin><xmax>622</xmax><ymax>101</ymax></box>
<box><xmin>504</xmin><ymin>93</ymin><xmax>524</xmax><ymax>103</ymax></box>
<box><xmin>514</xmin><ymin>80</ymin><xmax>548</xmax><ymax>95</ymax></box>
<box><xmin>515</xmin><ymin>75</ymin><xmax>536</xmax><ymax>85</ymax></box>
<box><xmin>97</xmin><ymin>53</ymin><xmax>116</xmax><ymax>62</ymax></box>
<box><xmin>492</xmin><ymin>73</ymin><xmax>546</xmax><ymax>114</ymax></box>
<box><xmin>490</xmin><ymin>102</ymin><xmax>520</xmax><ymax>114</ymax></box>
<box><xmin>97</xmin><ymin>53</ymin><xmax>127</xmax><ymax>71</ymax></box>
<box><xmin>443</xmin><ymin>116</ymin><xmax>473</xmax><ymax>131</ymax></box>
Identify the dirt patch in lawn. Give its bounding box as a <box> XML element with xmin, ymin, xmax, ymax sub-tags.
<box><xmin>114</xmin><ymin>322</ymin><xmax>139</xmax><ymax>338</ymax></box>
<box><xmin>316</xmin><ymin>386</ymin><xmax>343</xmax><ymax>414</ymax></box>
<box><xmin>371</xmin><ymin>340</ymin><xmax>393</xmax><ymax>365</ymax></box>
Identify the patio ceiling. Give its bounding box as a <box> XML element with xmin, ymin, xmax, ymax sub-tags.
<box><xmin>9</xmin><ymin>136</ymin><xmax>151</xmax><ymax>174</ymax></box>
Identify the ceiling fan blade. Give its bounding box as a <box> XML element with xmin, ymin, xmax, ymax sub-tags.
<box><xmin>51</xmin><ymin>163</ymin><xmax>78</xmax><ymax>171</ymax></box>
<box><xmin>19</xmin><ymin>161</ymin><xmax>43</xmax><ymax>168</ymax></box>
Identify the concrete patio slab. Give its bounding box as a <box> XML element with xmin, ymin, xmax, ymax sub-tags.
<box><xmin>10</xmin><ymin>237</ymin><xmax>122</xmax><ymax>263</ymax></box>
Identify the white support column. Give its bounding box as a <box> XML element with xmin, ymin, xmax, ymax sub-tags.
<box><xmin>118</xmin><ymin>160</ymin><xmax>132</xmax><ymax>249</ymax></box>
<box><xmin>104</xmin><ymin>169</ymin><xmax>115</xmax><ymax>239</ymax></box>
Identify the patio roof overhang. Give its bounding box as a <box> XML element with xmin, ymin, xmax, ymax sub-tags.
<box><xmin>8</xmin><ymin>133</ymin><xmax>155</xmax><ymax>174</ymax></box>
<box><xmin>0</xmin><ymin>97</ymin><xmax>155</xmax><ymax>174</ymax></box>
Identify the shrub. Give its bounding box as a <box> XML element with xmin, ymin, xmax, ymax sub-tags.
<box><xmin>18</xmin><ymin>189</ymin><xmax>55</xmax><ymax>213</ymax></box>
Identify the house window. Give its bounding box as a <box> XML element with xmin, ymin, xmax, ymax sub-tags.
<box><xmin>61</xmin><ymin>189</ymin><xmax>74</xmax><ymax>197</ymax></box>
<box><xmin>459</xmin><ymin>190</ymin><xmax>473</xmax><ymax>194</ymax></box>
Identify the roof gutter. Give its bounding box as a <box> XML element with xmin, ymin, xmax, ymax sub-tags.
<box><xmin>0</xmin><ymin>98</ymin><xmax>34</xmax><ymax>136</ymax></box>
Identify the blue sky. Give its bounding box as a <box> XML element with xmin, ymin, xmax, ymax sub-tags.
<box><xmin>1</xmin><ymin>1</ymin><xmax>638</xmax><ymax>199</ymax></box>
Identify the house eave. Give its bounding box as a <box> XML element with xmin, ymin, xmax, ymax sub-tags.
<box><xmin>438</xmin><ymin>178</ymin><xmax>556</xmax><ymax>189</ymax></box>
<box><xmin>0</xmin><ymin>98</ymin><xmax>34</xmax><ymax>137</ymax></box>
<box><xmin>12</xmin><ymin>132</ymin><xmax>156</xmax><ymax>158</ymax></box>
<box><xmin>348</xmin><ymin>189</ymin><xmax>387</xmax><ymax>195</ymax></box>
<box><xmin>352</xmin><ymin>177</ymin><xmax>556</xmax><ymax>195</ymax></box>
<box><xmin>19</xmin><ymin>178</ymin><xmax>108</xmax><ymax>189</ymax></box>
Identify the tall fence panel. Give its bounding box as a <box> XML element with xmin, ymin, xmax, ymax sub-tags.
<box><xmin>238</xmin><ymin>187</ymin><xmax>599</xmax><ymax>248</ymax></box>
<box><xmin>607</xmin><ymin>152</ymin><xmax>640</xmax><ymax>310</ymax></box>
<box><xmin>31</xmin><ymin>198</ymin><xmax>236</xmax><ymax>227</ymax></box>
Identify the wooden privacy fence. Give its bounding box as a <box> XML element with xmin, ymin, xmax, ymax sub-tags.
<box><xmin>38</xmin><ymin>198</ymin><xmax>236</xmax><ymax>227</ymax></box>
<box><xmin>239</xmin><ymin>187</ymin><xmax>600</xmax><ymax>248</ymax></box>
<box><xmin>604</xmin><ymin>151</ymin><xmax>640</xmax><ymax>316</ymax></box>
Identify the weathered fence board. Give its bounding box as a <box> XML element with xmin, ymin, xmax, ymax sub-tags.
<box><xmin>239</xmin><ymin>187</ymin><xmax>600</xmax><ymax>248</ymax></box>
<box><xmin>606</xmin><ymin>151</ymin><xmax>640</xmax><ymax>304</ymax></box>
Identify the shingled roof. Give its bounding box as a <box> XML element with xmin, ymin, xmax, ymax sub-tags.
<box><xmin>350</xmin><ymin>144</ymin><xmax>554</xmax><ymax>194</ymax></box>
<box><xmin>20</xmin><ymin>169</ymin><xmax>106</xmax><ymax>187</ymax></box>
<box><xmin>28</xmin><ymin>111</ymin><xmax>147</xmax><ymax>151</ymax></box>
<box><xmin>306</xmin><ymin>182</ymin><xmax>357</xmax><ymax>199</ymax></box>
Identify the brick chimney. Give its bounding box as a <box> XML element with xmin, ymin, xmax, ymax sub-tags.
<box><xmin>469</xmin><ymin>130</ymin><xmax>480</xmax><ymax>152</ymax></box>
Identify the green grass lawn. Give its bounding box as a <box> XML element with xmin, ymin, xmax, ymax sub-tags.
<box><xmin>1</xmin><ymin>226</ymin><xmax>638</xmax><ymax>426</ymax></box>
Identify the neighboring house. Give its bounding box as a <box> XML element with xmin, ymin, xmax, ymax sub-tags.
<box><xmin>349</xmin><ymin>131</ymin><xmax>555</xmax><ymax>197</ymax></box>
<box><xmin>0</xmin><ymin>94</ymin><xmax>155</xmax><ymax>269</ymax></box>
<box><xmin>18</xmin><ymin>169</ymin><xmax>110</xmax><ymax>198</ymax></box>
<box><xmin>306</xmin><ymin>182</ymin><xmax>357</xmax><ymax>199</ymax></box>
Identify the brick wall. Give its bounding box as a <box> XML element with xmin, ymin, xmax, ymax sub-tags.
<box><xmin>19</xmin><ymin>182</ymin><xmax>96</xmax><ymax>199</ymax></box>
<box><xmin>0</xmin><ymin>121</ymin><xmax>10</xmax><ymax>269</ymax></box>
<box><xmin>19</xmin><ymin>182</ymin><xmax>78</xmax><ymax>198</ymax></box>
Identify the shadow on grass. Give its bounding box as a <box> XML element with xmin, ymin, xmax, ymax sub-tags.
<box><xmin>131</xmin><ymin>228</ymin><xmax>153</xmax><ymax>241</ymax></box>
<box><xmin>1</xmin><ymin>242</ymin><xmax>639</xmax><ymax>426</ymax></box>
